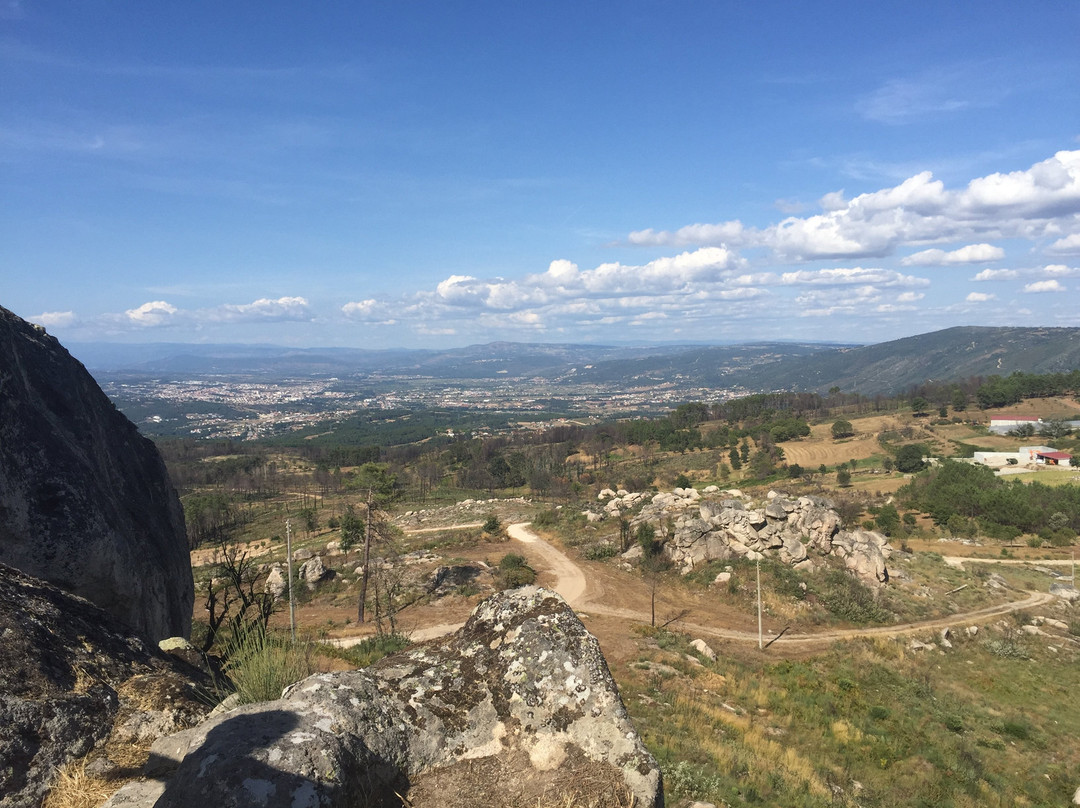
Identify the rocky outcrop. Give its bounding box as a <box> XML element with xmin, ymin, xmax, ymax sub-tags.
<box><xmin>0</xmin><ymin>564</ymin><xmax>211</xmax><ymax>808</ymax></box>
<box><xmin>0</xmin><ymin>306</ymin><xmax>192</xmax><ymax>640</ymax></box>
<box><xmin>107</xmin><ymin>587</ymin><xmax>662</xmax><ymax>808</ymax></box>
<box><xmin>631</xmin><ymin>489</ymin><xmax>891</xmax><ymax>584</ymax></box>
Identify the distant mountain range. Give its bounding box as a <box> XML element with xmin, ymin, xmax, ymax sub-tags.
<box><xmin>71</xmin><ymin>326</ymin><xmax>1080</xmax><ymax>396</ymax></box>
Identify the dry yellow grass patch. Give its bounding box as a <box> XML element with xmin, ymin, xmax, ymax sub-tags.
<box><xmin>41</xmin><ymin>759</ymin><xmax>117</xmax><ymax>808</ymax></box>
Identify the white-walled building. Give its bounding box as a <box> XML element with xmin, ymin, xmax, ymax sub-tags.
<box><xmin>973</xmin><ymin>445</ymin><xmax>1072</xmax><ymax>468</ymax></box>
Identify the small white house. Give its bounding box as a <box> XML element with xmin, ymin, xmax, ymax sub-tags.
<box><xmin>988</xmin><ymin>417</ymin><xmax>1041</xmax><ymax>435</ymax></box>
<box><xmin>973</xmin><ymin>445</ymin><xmax>1072</xmax><ymax>468</ymax></box>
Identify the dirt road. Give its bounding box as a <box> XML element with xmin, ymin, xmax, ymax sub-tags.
<box><xmin>371</xmin><ymin>522</ymin><xmax>1060</xmax><ymax>649</ymax></box>
<box><xmin>943</xmin><ymin>556</ymin><xmax>1076</xmax><ymax>570</ymax></box>
<box><xmin>506</xmin><ymin>522</ymin><xmax>588</xmax><ymax>604</ymax></box>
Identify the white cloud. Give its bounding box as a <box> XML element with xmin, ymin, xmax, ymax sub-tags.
<box><xmin>628</xmin><ymin>221</ymin><xmax>745</xmax><ymax>248</ymax></box>
<box><xmin>341</xmin><ymin>299</ymin><xmax>398</xmax><ymax>325</ymax></box>
<box><xmin>32</xmin><ymin>310</ymin><xmax>77</xmax><ymax>328</ymax></box>
<box><xmin>1023</xmin><ymin>279</ymin><xmax>1065</xmax><ymax>293</ymax></box>
<box><xmin>209</xmin><ymin>296</ymin><xmax>311</xmax><ymax>322</ymax></box>
<box><xmin>780</xmin><ymin>267</ymin><xmax>928</xmax><ymax>287</ymax></box>
<box><xmin>125</xmin><ymin>300</ymin><xmax>178</xmax><ymax>327</ymax></box>
<box><xmin>1048</xmin><ymin>232</ymin><xmax>1080</xmax><ymax>253</ymax></box>
<box><xmin>896</xmin><ymin>292</ymin><xmax>925</xmax><ymax>303</ymax></box>
<box><xmin>901</xmin><ymin>243</ymin><xmax>1005</xmax><ymax>266</ymax></box>
<box><xmin>626</xmin><ymin>150</ymin><xmax>1080</xmax><ymax>262</ymax></box>
<box><xmin>972</xmin><ymin>268</ymin><xmax>1020</xmax><ymax>281</ymax></box>
<box><xmin>966</xmin><ymin>292</ymin><xmax>995</xmax><ymax>302</ymax></box>
<box><xmin>1041</xmin><ymin>263</ymin><xmax>1080</xmax><ymax>278</ymax></box>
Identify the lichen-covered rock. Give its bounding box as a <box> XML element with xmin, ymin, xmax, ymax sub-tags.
<box><xmin>0</xmin><ymin>306</ymin><xmax>192</xmax><ymax>641</ymax></box>
<box><xmin>630</xmin><ymin>489</ymin><xmax>890</xmax><ymax>583</ymax></box>
<box><xmin>297</xmin><ymin>555</ymin><xmax>327</xmax><ymax>588</ymax></box>
<box><xmin>264</xmin><ymin>564</ymin><xmax>288</xmax><ymax>600</ymax></box>
<box><xmin>111</xmin><ymin>587</ymin><xmax>662</xmax><ymax>808</ymax></box>
<box><xmin>830</xmin><ymin>529</ymin><xmax>891</xmax><ymax>583</ymax></box>
<box><xmin>0</xmin><ymin>564</ymin><xmax>210</xmax><ymax>808</ymax></box>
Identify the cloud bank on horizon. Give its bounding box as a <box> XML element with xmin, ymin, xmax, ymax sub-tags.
<box><xmin>2</xmin><ymin>4</ymin><xmax>1078</xmax><ymax>348</ymax></box>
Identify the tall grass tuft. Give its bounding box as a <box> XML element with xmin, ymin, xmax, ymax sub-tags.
<box><xmin>222</xmin><ymin>625</ymin><xmax>317</xmax><ymax>705</ymax></box>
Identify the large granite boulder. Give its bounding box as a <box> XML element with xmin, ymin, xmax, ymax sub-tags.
<box><xmin>632</xmin><ymin>489</ymin><xmax>891</xmax><ymax>584</ymax></box>
<box><xmin>0</xmin><ymin>564</ymin><xmax>211</xmax><ymax>808</ymax></box>
<box><xmin>107</xmin><ymin>587</ymin><xmax>663</xmax><ymax>808</ymax></box>
<box><xmin>0</xmin><ymin>305</ymin><xmax>192</xmax><ymax>640</ymax></box>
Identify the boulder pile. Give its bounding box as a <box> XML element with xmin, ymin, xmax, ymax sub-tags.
<box><xmin>621</xmin><ymin>488</ymin><xmax>891</xmax><ymax>584</ymax></box>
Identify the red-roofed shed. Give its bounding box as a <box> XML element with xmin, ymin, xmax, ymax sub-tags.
<box><xmin>1035</xmin><ymin>451</ymin><xmax>1072</xmax><ymax>466</ymax></box>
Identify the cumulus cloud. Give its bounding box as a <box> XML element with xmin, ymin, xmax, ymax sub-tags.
<box><xmin>125</xmin><ymin>300</ymin><xmax>178</xmax><ymax>327</ymax></box>
<box><xmin>627</xmin><ymin>150</ymin><xmax>1080</xmax><ymax>261</ymax></box>
<box><xmin>896</xmin><ymin>292</ymin><xmax>925</xmax><ymax>303</ymax></box>
<box><xmin>972</xmin><ymin>268</ymin><xmax>1020</xmax><ymax>281</ymax></box>
<box><xmin>966</xmin><ymin>292</ymin><xmax>995</xmax><ymax>302</ymax></box>
<box><xmin>32</xmin><ymin>310</ymin><xmax>77</xmax><ymax>328</ymax></box>
<box><xmin>900</xmin><ymin>243</ymin><xmax>1005</xmax><ymax>266</ymax></box>
<box><xmin>334</xmin><ymin>244</ymin><xmax>782</xmax><ymax>340</ymax></box>
<box><xmin>1041</xmin><ymin>263</ymin><xmax>1080</xmax><ymax>278</ymax></box>
<box><xmin>1023</xmin><ymin>279</ymin><xmax>1065</xmax><ymax>293</ymax></box>
<box><xmin>208</xmin><ymin>296</ymin><xmax>311</xmax><ymax>322</ymax></box>
<box><xmin>1048</xmin><ymin>232</ymin><xmax>1080</xmax><ymax>254</ymax></box>
<box><xmin>779</xmin><ymin>267</ymin><xmax>929</xmax><ymax>287</ymax></box>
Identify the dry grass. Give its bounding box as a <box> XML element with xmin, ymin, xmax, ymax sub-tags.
<box><xmin>41</xmin><ymin>759</ymin><xmax>117</xmax><ymax>808</ymax></box>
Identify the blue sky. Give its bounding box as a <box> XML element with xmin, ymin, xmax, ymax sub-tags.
<box><xmin>2</xmin><ymin>1</ymin><xmax>1078</xmax><ymax>349</ymax></box>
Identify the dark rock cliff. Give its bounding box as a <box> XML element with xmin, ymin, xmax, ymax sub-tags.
<box><xmin>0</xmin><ymin>563</ymin><xmax>211</xmax><ymax>808</ymax></box>
<box><xmin>0</xmin><ymin>305</ymin><xmax>192</xmax><ymax>640</ymax></box>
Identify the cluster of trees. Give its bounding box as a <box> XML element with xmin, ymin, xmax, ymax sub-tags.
<box><xmin>900</xmin><ymin>460</ymin><xmax>1080</xmax><ymax>541</ymax></box>
<box><xmin>1007</xmin><ymin>418</ymin><xmax>1074</xmax><ymax>440</ymax></box>
<box><xmin>975</xmin><ymin>370</ymin><xmax>1080</xmax><ymax>409</ymax></box>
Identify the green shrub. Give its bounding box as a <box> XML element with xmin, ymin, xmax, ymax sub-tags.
<box><xmin>664</xmin><ymin>761</ymin><xmax>729</xmax><ymax>802</ymax></box>
<box><xmin>499</xmin><ymin>552</ymin><xmax>528</xmax><ymax>570</ymax></box>
<box><xmin>499</xmin><ymin>553</ymin><xmax>536</xmax><ymax>587</ymax></box>
<box><xmin>869</xmin><ymin>705</ymin><xmax>891</xmax><ymax>720</ymax></box>
<box><xmin>583</xmin><ymin>542</ymin><xmax>619</xmax><ymax>560</ymax></box>
<box><xmin>482</xmin><ymin>514</ymin><xmax>501</xmax><ymax>534</ymax></box>
<box><xmin>984</xmin><ymin>636</ymin><xmax>1029</xmax><ymax>660</ymax></box>
<box><xmin>995</xmin><ymin>718</ymin><xmax>1033</xmax><ymax>741</ymax></box>
<box><xmin>334</xmin><ymin>633</ymin><xmax>411</xmax><ymax>668</ymax></box>
<box><xmin>222</xmin><ymin>626</ymin><xmax>316</xmax><ymax>705</ymax></box>
<box><xmin>532</xmin><ymin>509</ymin><xmax>559</xmax><ymax>527</ymax></box>
<box><xmin>816</xmin><ymin>569</ymin><xmax>889</xmax><ymax>624</ymax></box>
<box><xmin>1048</xmin><ymin>531</ymin><xmax>1075</xmax><ymax>547</ymax></box>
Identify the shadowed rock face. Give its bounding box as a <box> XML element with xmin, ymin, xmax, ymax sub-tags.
<box><xmin>0</xmin><ymin>305</ymin><xmax>192</xmax><ymax>640</ymax></box>
<box><xmin>0</xmin><ymin>564</ymin><xmax>211</xmax><ymax>808</ymax></box>
<box><xmin>107</xmin><ymin>587</ymin><xmax>663</xmax><ymax>808</ymax></box>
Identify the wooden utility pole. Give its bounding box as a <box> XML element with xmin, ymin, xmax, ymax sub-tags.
<box><xmin>285</xmin><ymin>519</ymin><xmax>296</xmax><ymax>643</ymax></box>
<box><xmin>358</xmin><ymin>488</ymin><xmax>373</xmax><ymax>623</ymax></box>
<box><xmin>756</xmin><ymin>558</ymin><xmax>763</xmax><ymax>650</ymax></box>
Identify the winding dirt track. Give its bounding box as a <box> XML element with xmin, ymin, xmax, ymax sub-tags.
<box><xmin>334</xmin><ymin>523</ymin><xmax>1059</xmax><ymax>648</ymax></box>
<box><xmin>505</xmin><ymin>523</ymin><xmax>1057</xmax><ymax>648</ymax></box>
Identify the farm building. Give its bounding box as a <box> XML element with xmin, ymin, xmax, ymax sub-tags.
<box><xmin>973</xmin><ymin>445</ymin><xmax>1072</xmax><ymax>468</ymax></box>
<box><xmin>988</xmin><ymin>417</ymin><xmax>1042</xmax><ymax>435</ymax></box>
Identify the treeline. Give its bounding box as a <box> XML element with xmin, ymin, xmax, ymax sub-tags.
<box><xmin>900</xmin><ymin>460</ymin><xmax>1080</xmax><ymax>541</ymax></box>
<box><xmin>974</xmin><ymin>370</ymin><xmax>1080</xmax><ymax>409</ymax></box>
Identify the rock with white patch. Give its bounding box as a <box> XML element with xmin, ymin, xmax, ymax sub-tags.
<box><xmin>107</xmin><ymin>588</ymin><xmax>662</xmax><ymax>808</ymax></box>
